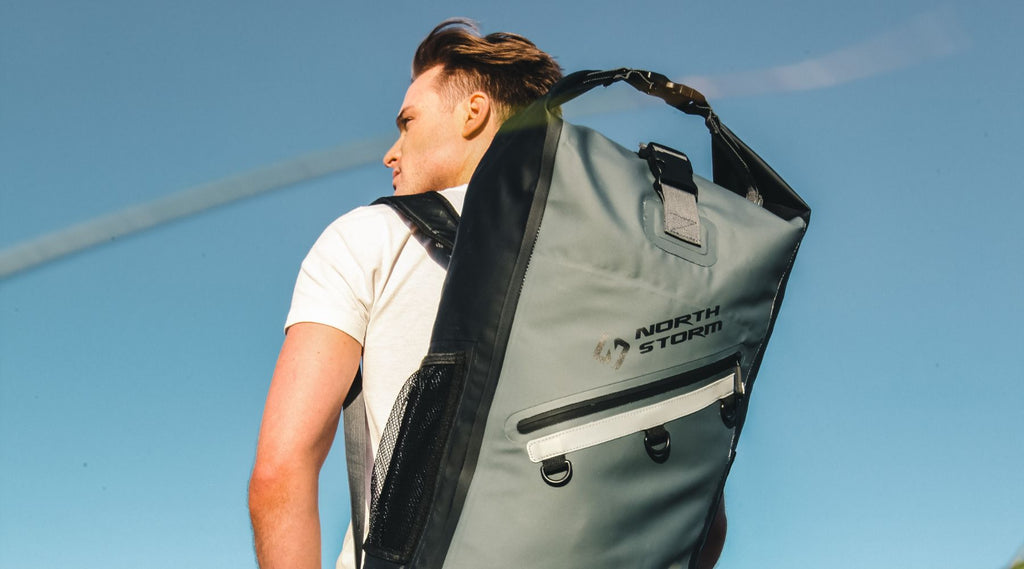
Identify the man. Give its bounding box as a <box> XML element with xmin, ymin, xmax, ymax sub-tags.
<box><xmin>248</xmin><ymin>19</ymin><xmax>563</xmax><ymax>569</ymax></box>
<box><xmin>249</xmin><ymin>19</ymin><xmax>726</xmax><ymax>569</ymax></box>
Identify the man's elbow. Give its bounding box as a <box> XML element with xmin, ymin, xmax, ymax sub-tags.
<box><xmin>248</xmin><ymin>455</ymin><xmax>314</xmax><ymax>516</ymax></box>
<box><xmin>248</xmin><ymin>460</ymin><xmax>284</xmax><ymax>517</ymax></box>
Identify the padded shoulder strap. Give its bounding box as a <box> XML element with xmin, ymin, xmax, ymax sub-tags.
<box><xmin>373</xmin><ymin>191</ymin><xmax>461</xmax><ymax>257</ymax></box>
<box><xmin>343</xmin><ymin>191</ymin><xmax>461</xmax><ymax>567</ymax></box>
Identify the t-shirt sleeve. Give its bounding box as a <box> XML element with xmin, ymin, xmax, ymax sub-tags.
<box><xmin>284</xmin><ymin>206</ymin><xmax>404</xmax><ymax>344</ymax></box>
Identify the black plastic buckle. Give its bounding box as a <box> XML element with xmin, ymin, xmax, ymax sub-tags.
<box><xmin>638</xmin><ymin>142</ymin><xmax>699</xmax><ymax>198</ymax></box>
<box><xmin>720</xmin><ymin>362</ymin><xmax>745</xmax><ymax>429</ymax></box>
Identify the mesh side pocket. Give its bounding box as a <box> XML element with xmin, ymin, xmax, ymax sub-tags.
<box><xmin>364</xmin><ymin>352</ymin><xmax>467</xmax><ymax>564</ymax></box>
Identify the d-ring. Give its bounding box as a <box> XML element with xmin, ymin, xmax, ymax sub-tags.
<box><xmin>644</xmin><ymin>426</ymin><xmax>671</xmax><ymax>463</ymax></box>
<box><xmin>540</xmin><ymin>456</ymin><xmax>573</xmax><ymax>487</ymax></box>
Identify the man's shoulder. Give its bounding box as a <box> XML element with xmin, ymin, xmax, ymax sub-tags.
<box><xmin>326</xmin><ymin>187</ymin><xmax>465</xmax><ymax>232</ymax></box>
<box><xmin>316</xmin><ymin>204</ymin><xmax>410</xmax><ymax>255</ymax></box>
<box><xmin>326</xmin><ymin>201</ymin><xmax>405</xmax><ymax>233</ymax></box>
<box><xmin>313</xmin><ymin>187</ymin><xmax>467</xmax><ymax>256</ymax></box>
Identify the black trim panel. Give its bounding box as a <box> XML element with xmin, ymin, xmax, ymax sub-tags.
<box><xmin>407</xmin><ymin>100</ymin><xmax>563</xmax><ymax>569</ymax></box>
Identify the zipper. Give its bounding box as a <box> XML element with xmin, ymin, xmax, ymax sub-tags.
<box><xmin>516</xmin><ymin>354</ymin><xmax>739</xmax><ymax>435</ymax></box>
<box><xmin>526</xmin><ymin>368</ymin><xmax>739</xmax><ymax>464</ymax></box>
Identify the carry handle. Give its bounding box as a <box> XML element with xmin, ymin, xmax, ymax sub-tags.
<box><xmin>542</xmin><ymin>68</ymin><xmax>810</xmax><ymax>222</ymax></box>
<box><xmin>546</xmin><ymin>69</ymin><xmax>759</xmax><ymax>203</ymax></box>
<box><xmin>545</xmin><ymin>68</ymin><xmax>712</xmax><ymax>117</ymax></box>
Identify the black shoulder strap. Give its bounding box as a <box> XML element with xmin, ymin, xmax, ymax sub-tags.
<box><xmin>342</xmin><ymin>191</ymin><xmax>461</xmax><ymax>568</ymax></box>
<box><xmin>373</xmin><ymin>191</ymin><xmax>461</xmax><ymax>258</ymax></box>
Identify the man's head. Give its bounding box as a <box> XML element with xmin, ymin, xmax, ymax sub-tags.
<box><xmin>384</xmin><ymin>19</ymin><xmax>562</xmax><ymax>195</ymax></box>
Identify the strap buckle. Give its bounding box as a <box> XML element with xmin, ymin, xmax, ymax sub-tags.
<box><xmin>639</xmin><ymin>142</ymin><xmax>703</xmax><ymax>247</ymax></box>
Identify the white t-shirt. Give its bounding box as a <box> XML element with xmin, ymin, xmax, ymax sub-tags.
<box><xmin>285</xmin><ymin>185</ymin><xmax>466</xmax><ymax>569</ymax></box>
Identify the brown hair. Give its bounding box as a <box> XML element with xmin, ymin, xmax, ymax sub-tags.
<box><xmin>412</xmin><ymin>18</ymin><xmax>563</xmax><ymax>120</ymax></box>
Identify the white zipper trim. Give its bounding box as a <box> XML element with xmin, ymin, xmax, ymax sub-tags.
<box><xmin>526</xmin><ymin>374</ymin><xmax>735</xmax><ymax>463</ymax></box>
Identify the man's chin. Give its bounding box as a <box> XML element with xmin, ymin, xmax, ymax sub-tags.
<box><xmin>394</xmin><ymin>183</ymin><xmax>442</xmax><ymax>196</ymax></box>
<box><xmin>392</xmin><ymin>180</ymin><xmax>411</xmax><ymax>196</ymax></box>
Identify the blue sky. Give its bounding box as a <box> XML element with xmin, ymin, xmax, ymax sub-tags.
<box><xmin>1</xmin><ymin>1</ymin><xmax>1022</xmax><ymax>568</ymax></box>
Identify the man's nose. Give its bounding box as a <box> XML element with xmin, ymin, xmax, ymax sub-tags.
<box><xmin>383</xmin><ymin>138</ymin><xmax>400</xmax><ymax>168</ymax></box>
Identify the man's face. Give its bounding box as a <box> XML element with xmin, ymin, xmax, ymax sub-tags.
<box><xmin>383</xmin><ymin>66</ymin><xmax>468</xmax><ymax>195</ymax></box>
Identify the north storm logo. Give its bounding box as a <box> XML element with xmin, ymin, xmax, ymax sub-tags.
<box><xmin>593</xmin><ymin>334</ymin><xmax>630</xmax><ymax>369</ymax></box>
<box><xmin>636</xmin><ymin>305</ymin><xmax>723</xmax><ymax>354</ymax></box>
<box><xmin>595</xmin><ymin>305</ymin><xmax>724</xmax><ymax>368</ymax></box>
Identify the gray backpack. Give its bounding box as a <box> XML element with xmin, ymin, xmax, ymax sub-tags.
<box><xmin>346</xmin><ymin>68</ymin><xmax>811</xmax><ymax>569</ymax></box>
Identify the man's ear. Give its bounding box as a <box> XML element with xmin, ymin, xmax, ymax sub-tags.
<box><xmin>461</xmin><ymin>92</ymin><xmax>491</xmax><ymax>139</ymax></box>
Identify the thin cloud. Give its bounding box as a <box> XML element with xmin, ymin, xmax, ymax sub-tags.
<box><xmin>681</xmin><ymin>6</ymin><xmax>968</xmax><ymax>98</ymax></box>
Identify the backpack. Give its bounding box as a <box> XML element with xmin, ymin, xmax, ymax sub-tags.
<box><xmin>345</xmin><ymin>68</ymin><xmax>811</xmax><ymax>569</ymax></box>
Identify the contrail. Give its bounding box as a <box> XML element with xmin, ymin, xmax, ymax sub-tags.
<box><xmin>0</xmin><ymin>7</ymin><xmax>966</xmax><ymax>279</ymax></box>
<box><xmin>0</xmin><ymin>136</ymin><xmax>393</xmax><ymax>279</ymax></box>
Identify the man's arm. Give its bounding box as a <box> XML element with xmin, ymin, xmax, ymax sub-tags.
<box><xmin>249</xmin><ymin>322</ymin><xmax>361</xmax><ymax>569</ymax></box>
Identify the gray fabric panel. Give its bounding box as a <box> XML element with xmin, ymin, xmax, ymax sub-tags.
<box><xmin>440</xmin><ymin>122</ymin><xmax>806</xmax><ymax>568</ymax></box>
<box><xmin>343</xmin><ymin>384</ymin><xmax>368</xmax><ymax>569</ymax></box>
